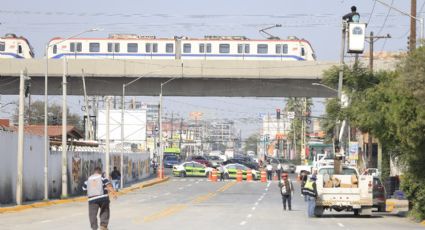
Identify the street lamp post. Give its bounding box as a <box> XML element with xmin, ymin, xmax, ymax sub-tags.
<box><xmin>44</xmin><ymin>28</ymin><xmax>99</xmax><ymax>199</ymax></box>
<box><xmin>159</xmin><ymin>77</ymin><xmax>179</xmax><ymax>179</ymax></box>
<box><xmin>121</xmin><ymin>72</ymin><xmax>160</xmax><ymax>188</ymax></box>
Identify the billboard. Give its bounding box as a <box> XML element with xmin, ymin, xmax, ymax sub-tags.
<box><xmin>97</xmin><ymin>109</ymin><xmax>147</xmax><ymax>143</ymax></box>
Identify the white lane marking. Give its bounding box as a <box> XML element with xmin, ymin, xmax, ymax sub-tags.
<box><xmin>40</xmin><ymin>220</ymin><xmax>52</xmax><ymax>224</ymax></box>
<box><xmin>164</xmin><ymin>192</ymin><xmax>171</xmax><ymax>196</ymax></box>
<box><xmin>181</xmin><ymin>179</ymin><xmax>187</xmax><ymax>181</ymax></box>
<box><xmin>189</xmin><ymin>179</ymin><xmax>195</xmax><ymax>181</ymax></box>
<box><xmin>338</xmin><ymin>223</ymin><xmax>344</xmax><ymax>227</ymax></box>
<box><xmin>186</xmin><ymin>184</ymin><xmax>192</xmax><ymax>187</ymax></box>
<box><xmin>247</xmin><ymin>214</ymin><xmax>252</xmax><ymax>218</ymax></box>
<box><xmin>254</xmin><ymin>202</ymin><xmax>259</xmax><ymax>206</ymax></box>
<box><xmin>265</xmin><ymin>188</ymin><xmax>269</xmax><ymax>191</ymax></box>
<box><xmin>258</xmin><ymin>198</ymin><xmax>262</xmax><ymax>202</ymax></box>
<box><xmin>138</xmin><ymin>199</ymin><xmax>146</xmax><ymax>202</ymax></box>
<box><xmin>252</xmin><ymin>207</ymin><xmax>256</xmax><ymax>211</ymax></box>
<box><xmin>240</xmin><ymin>221</ymin><xmax>247</xmax><ymax>226</ymax></box>
<box><xmin>195</xmin><ymin>181</ymin><xmax>200</xmax><ymax>184</ymax></box>
<box><xmin>178</xmin><ymin>187</ymin><xmax>184</xmax><ymax>190</ymax></box>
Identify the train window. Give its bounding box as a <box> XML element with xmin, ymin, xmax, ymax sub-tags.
<box><xmin>146</xmin><ymin>43</ymin><xmax>151</xmax><ymax>53</ymax></box>
<box><xmin>0</xmin><ymin>42</ymin><xmax>5</xmax><ymax>51</ymax></box>
<box><xmin>70</xmin><ymin>42</ymin><xmax>82</xmax><ymax>52</ymax></box>
<box><xmin>206</xmin><ymin>44</ymin><xmax>211</xmax><ymax>53</ymax></box>
<box><xmin>153</xmin><ymin>43</ymin><xmax>158</xmax><ymax>53</ymax></box>
<box><xmin>18</xmin><ymin>45</ymin><xmax>22</xmax><ymax>54</ymax></box>
<box><xmin>275</xmin><ymin>44</ymin><xmax>281</xmax><ymax>54</ymax></box>
<box><xmin>183</xmin><ymin>43</ymin><xmax>191</xmax><ymax>53</ymax></box>
<box><xmin>53</xmin><ymin>45</ymin><xmax>57</xmax><ymax>54</ymax></box>
<box><xmin>244</xmin><ymin>44</ymin><xmax>250</xmax><ymax>53</ymax></box>
<box><xmin>89</xmin><ymin>43</ymin><xmax>100</xmax><ymax>52</ymax></box>
<box><xmin>301</xmin><ymin>47</ymin><xmax>305</xmax><ymax>56</ymax></box>
<box><xmin>237</xmin><ymin>44</ymin><xmax>243</xmax><ymax>54</ymax></box>
<box><xmin>257</xmin><ymin>44</ymin><xmax>268</xmax><ymax>54</ymax></box>
<box><xmin>219</xmin><ymin>44</ymin><xmax>230</xmax><ymax>53</ymax></box>
<box><xmin>108</xmin><ymin>43</ymin><xmax>120</xmax><ymax>52</ymax></box>
<box><xmin>166</xmin><ymin>43</ymin><xmax>174</xmax><ymax>53</ymax></box>
<box><xmin>127</xmin><ymin>43</ymin><xmax>138</xmax><ymax>53</ymax></box>
<box><xmin>282</xmin><ymin>44</ymin><xmax>288</xmax><ymax>54</ymax></box>
<box><xmin>199</xmin><ymin>44</ymin><xmax>205</xmax><ymax>53</ymax></box>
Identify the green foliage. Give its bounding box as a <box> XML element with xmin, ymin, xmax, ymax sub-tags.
<box><xmin>321</xmin><ymin>47</ymin><xmax>425</xmax><ymax>220</ymax></box>
<box><xmin>244</xmin><ymin>133</ymin><xmax>259</xmax><ymax>154</ymax></box>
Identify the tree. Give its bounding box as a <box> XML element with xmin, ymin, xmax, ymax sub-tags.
<box><xmin>244</xmin><ymin>133</ymin><xmax>259</xmax><ymax>154</ymax></box>
<box><xmin>13</xmin><ymin>100</ymin><xmax>82</xmax><ymax>130</ymax></box>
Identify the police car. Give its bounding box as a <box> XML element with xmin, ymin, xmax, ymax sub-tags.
<box><xmin>223</xmin><ymin>163</ymin><xmax>259</xmax><ymax>180</ymax></box>
<box><xmin>173</xmin><ymin>161</ymin><xmax>214</xmax><ymax>177</ymax></box>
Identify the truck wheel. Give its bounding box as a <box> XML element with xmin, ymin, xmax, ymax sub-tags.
<box><xmin>354</xmin><ymin>209</ymin><xmax>360</xmax><ymax>216</ymax></box>
<box><xmin>314</xmin><ymin>206</ymin><xmax>324</xmax><ymax>217</ymax></box>
<box><xmin>378</xmin><ymin>204</ymin><xmax>386</xmax><ymax>212</ymax></box>
<box><xmin>180</xmin><ymin>171</ymin><xmax>186</xmax><ymax>177</ymax></box>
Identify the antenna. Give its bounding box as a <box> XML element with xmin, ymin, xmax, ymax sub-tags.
<box><xmin>259</xmin><ymin>24</ymin><xmax>282</xmax><ymax>40</ymax></box>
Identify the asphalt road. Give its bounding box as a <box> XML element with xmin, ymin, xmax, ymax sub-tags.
<box><xmin>0</xmin><ymin>174</ymin><xmax>421</xmax><ymax>230</ymax></box>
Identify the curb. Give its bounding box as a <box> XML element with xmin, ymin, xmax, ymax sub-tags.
<box><xmin>421</xmin><ymin>221</ymin><xmax>425</xmax><ymax>226</ymax></box>
<box><xmin>0</xmin><ymin>176</ymin><xmax>169</xmax><ymax>214</ymax></box>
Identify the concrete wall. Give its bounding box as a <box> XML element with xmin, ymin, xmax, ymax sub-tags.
<box><xmin>0</xmin><ymin>130</ymin><xmax>150</xmax><ymax>204</ymax></box>
<box><xmin>0</xmin><ymin>131</ymin><xmax>44</xmax><ymax>204</ymax></box>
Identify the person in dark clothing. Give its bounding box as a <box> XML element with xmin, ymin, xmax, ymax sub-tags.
<box><xmin>278</xmin><ymin>173</ymin><xmax>294</xmax><ymax>211</ymax></box>
<box><xmin>110</xmin><ymin>166</ymin><xmax>121</xmax><ymax>191</ymax></box>
<box><xmin>342</xmin><ymin>5</ymin><xmax>360</xmax><ymax>22</ymax></box>
<box><xmin>302</xmin><ymin>175</ymin><xmax>318</xmax><ymax>217</ymax></box>
<box><xmin>83</xmin><ymin>167</ymin><xmax>117</xmax><ymax>230</ymax></box>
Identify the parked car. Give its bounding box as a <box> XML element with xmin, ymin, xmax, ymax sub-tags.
<box><xmin>172</xmin><ymin>161</ymin><xmax>214</xmax><ymax>177</ymax></box>
<box><xmin>373</xmin><ymin>177</ymin><xmax>386</xmax><ymax>212</ymax></box>
<box><xmin>205</xmin><ymin>155</ymin><xmax>223</xmax><ymax>168</ymax></box>
<box><xmin>223</xmin><ymin>158</ymin><xmax>259</xmax><ymax>170</ymax></box>
<box><xmin>223</xmin><ymin>163</ymin><xmax>259</xmax><ymax>180</ymax></box>
<box><xmin>163</xmin><ymin>154</ymin><xmax>180</xmax><ymax>168</ymax></box>
<box><xmin>187</xmin><ymin>155</ymin><xmax>212</xmax><ymax>167</ymax></box>
<box><xmin>279</xmin><ymin>159</ymin><xmax>296</xmax><ymax>173</ymax></box>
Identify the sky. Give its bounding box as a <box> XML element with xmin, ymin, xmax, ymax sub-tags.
<box><xmin>1</xmin><ymin>0</ymin><xmax>424</xmax><ymax>138</ymax></box>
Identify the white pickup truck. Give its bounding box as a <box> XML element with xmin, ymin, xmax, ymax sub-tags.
<box><xmin>314</xmin><ymin>165</ymin><xmax>373</xmax><ymax>217</ymax></box>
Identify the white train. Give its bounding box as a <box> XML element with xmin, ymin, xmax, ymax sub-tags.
<box><xmin>47</xmin><ymin>34</ymin><xmax>316</xmax><ymax>61</ymax></box>
<box><xmin>0</xmin><ymin>34</ymin><xmax>34</xmax><ymax>59</ymax></box>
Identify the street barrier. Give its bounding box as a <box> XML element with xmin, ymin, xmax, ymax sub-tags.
<box><xmin>261</xmin><ymin>170</ymin><xmax>267</xmax><ymax>183</ymax></box>
<box><xmin>211</xmin><ymin>169</ymin><xmax>218</xmax><ymax>182</ymax></box>
<box><xmin>236</xmin><ymin>169</ymin><xmax>243</xmax><ymax>182</ymax></box>
<box><xmin>246</xmin><ymin>169</ymin><xmax>253</xmax><ymax>182</ymax></box>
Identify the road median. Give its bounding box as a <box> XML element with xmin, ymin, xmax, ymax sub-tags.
<box><xmin>0</xmin><ymin>176</ymin><xmax>169</xmax><ymax>214</ymax></box>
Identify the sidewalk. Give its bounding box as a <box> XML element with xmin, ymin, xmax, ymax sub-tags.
<box><xmin>0</xmin><ymin>174</ymin><xmax>169</xmax><ymax>214</ymax></box>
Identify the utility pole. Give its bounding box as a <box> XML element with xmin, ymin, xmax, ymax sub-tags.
<box><xmin>410</xmin><ymin>0</ymin><xmax>417</xmax><ymax>51</ymax></box>
<box><xmin>365</xmin><ymin>31</ymin><xmax>390</xmax><ymax>167</ymax></box>
<box><xmin>16</xmin><ymin>70</ymin><xmax>26</xmax><ymax>205</ymax></box>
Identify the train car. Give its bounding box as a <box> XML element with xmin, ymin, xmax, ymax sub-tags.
<box><xmin>0</xmin><ymin>33</ymin><xmax>34</xmax><ymax>59</ymax></box>
<box><xmin>47</xmin><ymin>34</ymin><xmax>316</xmax><ymax>61</ymax></box>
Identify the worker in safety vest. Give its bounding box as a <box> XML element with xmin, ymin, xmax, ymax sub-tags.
<box><xmin>302</xmin><ymin>175</ymin><xmax>317</xmax><ymax>217</ymax></box>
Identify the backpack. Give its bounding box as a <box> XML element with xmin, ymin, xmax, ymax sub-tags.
<box><xmin>87</xmin><ymin>174</ymin><xmax>104</xmax><ymax>197</ymax></box>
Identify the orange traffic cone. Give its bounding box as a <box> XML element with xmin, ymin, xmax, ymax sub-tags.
<box><xmin>260</xmin><ymin>170</ymin><xmax>267</xmax><ymax>183</ymax></box>
<box><xmin>236</xmin><ymin>169</ymin><xmax>243</xmax><ymax>182</ymax></box>
<box><xmin>212</xmin><ymin>169</ymin><xmax>218</xmax><ymax>182</ymax></box>
<box><xmin>246</xmin><ymin>169</ymin><xmax>253</xmax><ymax>182</ymax></box>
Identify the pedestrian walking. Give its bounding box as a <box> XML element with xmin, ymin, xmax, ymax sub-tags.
<box><xmin>302</xmin><ymin>175</ymin><xmax>318</xmax><ymax>217</ymax></box>
<box><xmin>83</xmin><ymin>167</ymin><xmax>117</xmax><ymax>230</ymax></box>
<box><xmin>218</xmin><ymin>164</ymin><xmax>226</xmax><ymax>181</ymax></box>
<box><xmin>276</xmin><ymin>163</ymin><xmax>283</xmax><ymax>181</ymax></box>
<box><xmin>110</xmin><ymin>166</ymin><xmax>121</xmax><ymax>191</ymax></box>
<box><xmin>266</xmin><ymin>161</ymin><xmax>273</xmax><ymax>181</ymax></box>
<box><xmin>278</xmin><ymin>173</ymin><xmax>294</xmax><ymax>211</ymax></box>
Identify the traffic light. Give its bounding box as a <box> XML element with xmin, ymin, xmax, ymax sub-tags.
<box><xmin>407</xmin><ymin>36</ymin><xmax>410</xmax><ymax>51</ymax></box>
<box><xmin>276</xmin><ymin>109</ymin><xmax>281</xmax><ymax>119</ymax></box>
